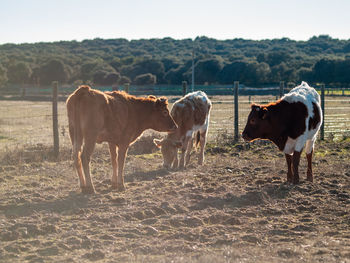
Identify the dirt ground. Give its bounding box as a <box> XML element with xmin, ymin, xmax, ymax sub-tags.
<box><xmin>0</xmin><ymin>138</ymin><xmax>349</xmax><ymax>263</ymax></box>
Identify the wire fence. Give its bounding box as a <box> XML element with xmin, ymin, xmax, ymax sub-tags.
<box><xmin>0</xmin><ymin>83</ymin><xmax>349</xmax><ymax>158</ymax></box>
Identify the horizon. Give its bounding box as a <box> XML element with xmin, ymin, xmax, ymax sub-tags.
<box><xmin>1</xmin><ymin>0</ymin><xmax>350</xmax><ymax>45</ymax></box>
<box><xmin>0</xmin><ymin>34</ymin><xmax>347</xmax><ymax>46</ymax></box>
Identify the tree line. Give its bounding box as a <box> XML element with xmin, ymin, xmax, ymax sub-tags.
<box><xmin>1</xmin><ymin>35</ymin><xmax>350</xmax><ymax>88</ymax></box>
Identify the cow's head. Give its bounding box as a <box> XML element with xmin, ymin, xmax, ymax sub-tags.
<box><xmin>153</xmin><ymin>138</ymin><xmax>182</xmax><ymax>169</ymax></box>
<box><xmin>242</xmin><ymin>104</ymin><xmax>272</xmax><ymax>142</ymax></box>
<box><xmin>150</xmin><ymin>97</ymin><xmax>177</xmax><ymax>132</ymax></box>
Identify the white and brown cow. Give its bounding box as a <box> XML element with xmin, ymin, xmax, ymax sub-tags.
<box><xmin>66</xmin><ymin>85</ymin><xmax>177</xmax><ymax>193</ymax></box>
<box><xmin>154</xmin><ymin>91</ymin><xmax>212</xmax><ymax>169</ymax></box>
<box><xmin>242</xmin><ymin>82</ymin><xmax>322</xmax><ymax>184</ymax></box>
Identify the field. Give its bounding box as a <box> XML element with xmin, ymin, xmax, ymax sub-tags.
<box><xmin>0</xmin><ymin>96</ymin><xmax>350</xmax><ymax>262</ymax></box>
<box><xmin>0</xmin><ymin>139</ymin><xmax>350</xmax><ymax>262</ymax></box>
<box><xmin>1</xmin><ymin>94</ymin><xmax>350</xmax><ymax>151</ymax></box>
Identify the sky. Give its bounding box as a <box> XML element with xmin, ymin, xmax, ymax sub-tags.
<box><xmin>0</xmin><ymin>0</ymin><xmax>350</xmax><ymax>44</ymax></box>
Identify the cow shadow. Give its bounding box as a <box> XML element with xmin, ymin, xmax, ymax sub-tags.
<box><xmin>1</xmin><ymin>191</ymin><xmax>94</xmax><ymax>218</ymax></box>
<box><xmin>190</xmin><ymin>182</ymin><xmax>294</xmax><ymax>211</ymax></box>
<box><xmin>126</xmin><ymin>167</ymin><xmax>171</xmax><ymax>183</ymax></box>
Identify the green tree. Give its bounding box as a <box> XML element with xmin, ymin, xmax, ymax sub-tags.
<box><xmin>0</xmin><ymin>64</ymin><xmax>7</xmax><ymax>87</ymax></box>
<box><xmin>39</xmin><ymin>59</ymin><xmax>69</xmax><ymax>85</ymax></box>
<box><xmin>192</xmin><ymin>58</ymin><xmax>223</xmax><ymax>84</ymax></box>
<box><xmin>7</xmin><ymin>62</ymin><xmax>32</xmax><ymax>84</ymax></box>
<box><xmin>134</xmin><ymin>73</ymin><xmax>156</xmax><ymax>85</ymax></box>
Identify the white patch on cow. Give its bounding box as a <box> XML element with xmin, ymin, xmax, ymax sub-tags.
<box><xmin>282</xmin><ymin>82</ymin><xmax>322</xmax><ymax>154</ymax></box>
<box><xmin>184</xmin><ymin>91</ymin><xmax>211</xmax><ymax>107</ymax></box>
<box><xmin>282</xmin><ymin>81</ymin><xmax>320</xmax><ymax>118</ymax></box>
<box><xmin>283</xmin><ymin>137</ymin><xmax>296</xmax><ymax>154</ymax></box>
<box><xmin>186</xmin><ymin>119</ymin><xmax>209</xmax><ymax>138</ymax></box>
<box><xmin>177</xmin><ymin>103</ymin><xmax>185</xmax><ymax>108</ymax></box>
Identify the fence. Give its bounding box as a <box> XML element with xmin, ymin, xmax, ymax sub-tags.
<box><xmin>0</xmin><ymin>82</ymin><xmax>349</xmax><ymax>159</ymax></box>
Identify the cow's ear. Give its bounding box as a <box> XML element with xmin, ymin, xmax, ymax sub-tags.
<box><xmin>261</xmin><ymin>107</ymin><xmax>269</xmax><ymax>119</ymax></box>
<box><xmin>172</xmin><ymin>141</ymin><xmax>182</xmax><ymax>148</ymax></box>
<box><xmin>148</xmin><ymin>95</ymin><xmax>156</xmax><ymax>99</ymax></box>
<box><xmin>251</xmin><ymin>104</ymin><xmax>261</xmax><ymax>111</ymax></box>
<box><xmin>153</xmin><ymin>139</ymin><xmax>163</xmax><ymax>148</ymax></box>
<box><xmin>156</xmin><ymin>97</ymin><xmax>168</xmax><ymax>107</ymax></box>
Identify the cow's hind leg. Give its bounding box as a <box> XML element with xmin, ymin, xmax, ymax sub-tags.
<box><xmin>305</xmin><ymin>139</ymin><xmax>315</xmax><ymax>182</ymax></box>
<box><xmin>198</xmin><ymin>130</ymin><xmax>207</xmax><ymax>165</ymax></box>
<box><xmin>109</xmin><ymin>143</ymin><xmax>118</xmax><ymax>188</ymax></box>
<box><xmin>80</xmin><ymin>136</ymin><xmax>97</xmax><ymax>194</ymax></box>
<box><xmin>179</xmin><ymin>136</ymin><xmax>191</xmax><ymax>169</ymax></box>
<box><xmin>185</xmin><ymin>137</ymin><xmax>194</xmax><ymax>166</ymax></box>
<box><xmin>292</xmin><ymin>151</ymin><xmax>302</xmax><ymax>184</ymax></box>
<box><xmin>285</xmin><ymin>153</ymin><xmax>293</xmax><ymax>183</ymax></box>
<box><xmin>112</xmin><ymin>144</ymin><xmax>129</xmax><ymax>192</ymax></box>
<box><xmin>71</xmin><ymin>128</ymin><xmax>86</xmax><ymax>191</ymax></box>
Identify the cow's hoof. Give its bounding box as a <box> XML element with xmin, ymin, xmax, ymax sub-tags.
<box><xmin>292</xmin><ymin>179</ymin><xmax>300</xmax><ymax>185</ymax></box>
<box><xmin>306</xmin><ymin>176</ymin><xmax>313</xmax><ymax>182</ymax></box>
<box><xmin>112</xmin><ymin>183</ymin><xmax>126</xmax><ymax>192</ymax></box>
<box><xmin>287</xmin><ymin>173</ymin><xmax>293</xmax><ymax>183</ymax></box>
<box><xmin>81</xmin><ymin>186</ymin><xmax>95</xmax><ymax>194</ymax></box>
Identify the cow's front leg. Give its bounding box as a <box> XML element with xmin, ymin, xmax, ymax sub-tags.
<box><xmin>113</xmin><ymin>144</ymin><xmax>129</xmax><ymax>191</ymax></box>
<box><xmin>109</xmin><ymin>143</ymin><xmax>118</xmax><ymax>188</ymax></box>
<box><xmin>285</xmin><ymin>153</ymin><xmax>293</xmax><ymax>183</ymax></box>
<box><xmin>179</xmin><ymin>136</ymin><xmax>190</xmax><ymax>169</ymax></box>
<box><xmin>292</xmin><ymin>151</ymin><xmax>302</xmax><ymax>184</ymax></box>
<box><xmin>172</xmin><ymin>149</ymin><xmax>179</xmax><ymax>170</ymax></box>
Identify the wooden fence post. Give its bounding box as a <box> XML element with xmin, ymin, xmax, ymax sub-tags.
<box><xmin>234</xmin><ymin>81</ymin><xmax>239</xmax><ymax>141</ymax></box>
<box><xmin>125</xmin><ymin>83</ymin><xmax>130</xmax><ymax>93</ymax></box>
<box><xmin>279</xmin><ymin>81</ymin><xmax>285</xmax><ymax>98</ymax></box>
<box><xmin>320</xmin><ymin>84</ymin><xmax>325</xmax><ymax>141</ymax></box>
<box><xmin>182</xmin><ymin>81</ymin><xmax>187</xmax><ymax>97</ymax></box>
<box><xmin>52</xmin><ymin>81</ymin><xmax>59</xmax><ymax>159</ymax></box>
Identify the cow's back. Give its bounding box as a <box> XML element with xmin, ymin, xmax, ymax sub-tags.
<box><xmin>171</xmin><ymin>91</ymin><xmax>211</xmax><ymax>128</ymax></box>
<box><xmin>282</xmin><ymin>81</ymin><xmax>320</xmax><ymax>119</ymax></box>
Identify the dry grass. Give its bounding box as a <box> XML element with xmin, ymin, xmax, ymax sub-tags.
<box><xmin>1</xmin><ymin>95</ymin><xmax>350</xmax><ymax>154</ymax></box>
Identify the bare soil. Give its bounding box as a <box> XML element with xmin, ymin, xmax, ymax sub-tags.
<box><xmin>0</xmin><ymin>139</ymin><xmax>349</xmax><ymax>262</ymax></box>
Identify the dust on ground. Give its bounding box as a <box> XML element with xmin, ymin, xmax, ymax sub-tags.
<box><xmin>0</xmin><ymin>139</ymin><xmax>349</xmax><ymax>262</ymax></box>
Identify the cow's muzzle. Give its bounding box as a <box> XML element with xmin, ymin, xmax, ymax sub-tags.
<box><xmin>241</xmin><ymin>131</ymin><xmax>251</xmax><ymax>142</ymax></box>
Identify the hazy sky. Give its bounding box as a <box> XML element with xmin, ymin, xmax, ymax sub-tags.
<box><xmin>1</xmin><ymin>0</ymin><xmax>350</xmax><ymax>44</ymax></box>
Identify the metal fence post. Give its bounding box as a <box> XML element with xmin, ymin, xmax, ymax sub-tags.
<box><xmin>52</xmin><ymin>81</ymin><xmax>59</xmax><ymax>159</ymax></box>
<box><xmin>234</xmin><ymin>81</ymin><xmax>239</xmax><ymax>141</ymax></box>
<box><xmin>320</xmin><ymin>84</ymin><xmax>325</xmax><ymax>140</ymax></box>
<box><xmin>182</xmin><ymin>81</ymin><xmax>187</xmax><ymax>97</ymax></box>
<box><xmin>125</xmin><ymin>83</ymin><xmax>130</xmax><ymax>93</ymax></box>
<box><xmin>279</xmin><ymin>81</ymin><xmax>285</xmax><ymax>98</ymax></box>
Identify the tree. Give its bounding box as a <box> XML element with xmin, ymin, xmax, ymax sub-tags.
<box><xmin>134</xmin><ymin>73</ymin><xmax>156</xmax><ymax>85</ymax></box>
<box><xmin>192</xmin><ymin>58</ymin><xmax>223</xmax><ymax>84</ymax></box>
<box><xmin>0</xmin><ymin>64</ymin><xmax>7</xmax><ymax>87</ymax></box>
<box><xmin>92</xmin><ymin>70</ymin><xmax>121</xmax><ymax>85</ymax></box>
<box><xmin>7</xmin><ymin>62</ymin><xmax>31</xmax><ymax>84</ymax></box>
<box><xmin>219</xmin><ymin>61</ymin><xmax>248</xmax><ymax>84</ymax></box>
<box><xmin>104</xmin><ymin>72</ymin><xmax>121</xmax><ymax>85</ymax></box>
<box><xmin>39</xmin><ymin>59</ymin><xmax>69</xmax><ymax>85</ymax></box>
<box><xmin>312</xmin><ymin>59</ymin><xmax>335</xmax><ymax>84</ymax></box>
<box><xmin>123</xmin><ymin>59</ymin><xmax>165</xmax><ymax>82</ymax></box>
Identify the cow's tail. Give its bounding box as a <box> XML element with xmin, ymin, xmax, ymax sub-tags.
<box><xmin>67</xmin><ymin>86</ymin><xmax>89</xmax><ymax>159</ymax></box>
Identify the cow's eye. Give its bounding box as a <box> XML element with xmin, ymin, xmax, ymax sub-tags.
<box><xmin>250</xmin><ymin>118</ymin><xmax>256</xmax><ymax>125</ymax></box>
<box><xmin>162</xmin><ymin>110</ymin><xmax>168</xmax><ymax>116</ymax></box>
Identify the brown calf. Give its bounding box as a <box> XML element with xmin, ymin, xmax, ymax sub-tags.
<box><xmin>66</xmin><ymin>85</ymin><xmax>177</xmax><ymax>193</ymax></box>
<box><xmin>242</xmin><ymin>82</ymin><xmax>322</xmax><ymax>184</ymax></box>
<box><xmin>153</xmin><ymin>91</ymin><xmax>212</xmax><ymax>169</ymax></box>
